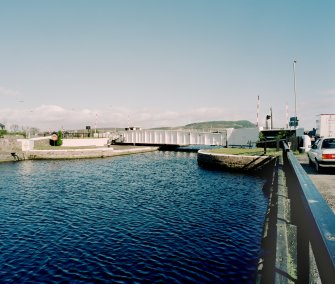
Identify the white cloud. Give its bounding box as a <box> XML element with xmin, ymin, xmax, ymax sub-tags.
<box><xmin>0</xmin><ymin>86</ymin><xmax>20</xmax><ymax>97</ymax></box>
<box><xmin>321</xmin><ymin>88</ymin><xmax>335</xmax><ymax>96</ymax></box>
<box><xmin>4</xmin><ymin>102</ymin><xmax>326</xmax><ymax>132</ymax></box>
<box><xmin>1</xmin><ymin>104</ymin><xmax>257</xmax><ymax>131</ymax></box>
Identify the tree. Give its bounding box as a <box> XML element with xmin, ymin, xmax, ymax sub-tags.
<box><xmin>258</xmin><ymin>132</ymin><xmax>265</xmax><ymax>142</ymax></box>
<box><xmin>56</xmin><ymin>130</ymin><xmax>63</xmax><ymax>146</ymax></box>
<box><xmin>0</xmin><ymin>129</ymin><xmax>7</xmax><ymax>137</ymax></box>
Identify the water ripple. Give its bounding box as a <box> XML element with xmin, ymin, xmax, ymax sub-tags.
<box><xmin>0</xmin><ymin>152</ymin><xmax>268</xmax><ymax>283</ymax></box>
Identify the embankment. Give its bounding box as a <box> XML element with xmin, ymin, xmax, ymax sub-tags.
<box><xmin>197</xmin><ymin>149</ymin><xmax>277</xmax><ymax>174</ymax></box>
<box><xmin>0</xmin><ymin>137</ymin><xmax>159</xmax><ymax>162</ymax></box>
<box><xmin>25</xmin><ymin>146</ymin><xmax>158</xmax><ymax>160</ymax></box>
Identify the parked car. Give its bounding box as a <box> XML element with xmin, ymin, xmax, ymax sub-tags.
<box><xmin>308</xmin><ymin>137</ymin><xmax>335</xmax><ymax>173</ymax></box>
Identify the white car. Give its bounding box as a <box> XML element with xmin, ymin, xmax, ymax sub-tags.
<box><xmin>308</xmin><ymin>137</ymin><xmax>335</xmax><ymax>173</ymax></box>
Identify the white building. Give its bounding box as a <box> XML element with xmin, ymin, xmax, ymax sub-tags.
<box><xmin>316</xmin><ymin>114</ymin><xmax>335</xmax><ymax>137</ymax></box>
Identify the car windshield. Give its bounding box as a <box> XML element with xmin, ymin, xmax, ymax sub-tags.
<box><xmin>322</xmin><ymin>138</ymin><xmax>335</xmax><ymax>149</ymax></box>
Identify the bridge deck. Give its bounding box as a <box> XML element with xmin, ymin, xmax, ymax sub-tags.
<box><xmin>118</xmin><ymin>128</ymin><xmax>259</xmax><ymax>147</ymax></box>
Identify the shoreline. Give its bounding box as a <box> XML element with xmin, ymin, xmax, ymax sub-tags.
<box><xmin>197</xmin><ymin>149</ymin><xmax>277</xmax><ymax>174</ymax></box>
<box><xmin>0</xmin><ymin>145</ymin><xmax>159</xmax><ymax>163</ymax></box>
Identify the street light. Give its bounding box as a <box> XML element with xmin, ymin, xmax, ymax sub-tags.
<box><xmin>293</xmin><ymin>60</ymin><xmax>297</xmax><ymax>129</ymax></box>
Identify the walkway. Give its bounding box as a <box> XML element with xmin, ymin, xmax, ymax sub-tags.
<box><xmin>296</xmin><ymin>154</ymin><xmax>335</xmax><ymax>213</ymax></box>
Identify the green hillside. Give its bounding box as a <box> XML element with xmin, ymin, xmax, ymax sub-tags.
<box><xmin>150</xmin><ymin>120</ymin><xmax>256</xmax><ymax>130</ymax></box>
<box><xmin>183</xmin><ymin>120</ymin><xmax>256</xmax><ymax>129</ymax></box>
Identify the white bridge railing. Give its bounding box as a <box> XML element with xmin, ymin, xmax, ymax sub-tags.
<box><xmin>118</xmin><ymin>128</ymin><xmax>259</xmax><ymax>147</ymax></box>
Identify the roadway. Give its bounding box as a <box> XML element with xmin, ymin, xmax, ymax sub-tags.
<box><xmin>296</xmin><ymin>154</ymin><xmax>335</xmax><ymax>213</ymax></box>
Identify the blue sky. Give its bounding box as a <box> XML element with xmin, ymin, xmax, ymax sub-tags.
<box><xmin>0</xmin><ymin>0</ymin><xmax>334</xmax><ymax>131</ymax></box>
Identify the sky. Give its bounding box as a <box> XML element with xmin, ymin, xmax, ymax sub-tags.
<box><xmin>0</xmin><ymin>0</ymin><xmax>334</xmax><ymax>131</ymax></box>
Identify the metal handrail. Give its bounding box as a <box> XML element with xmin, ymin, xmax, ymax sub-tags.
<box><xmin>283</xmin><ymin>142</ymin><xmax>335</xmax><ymax>282</ymax></box>
<box><xmin>257</xmin><ymin>138</ymin><xmax>287</xmax><ymax>154</ymax></box>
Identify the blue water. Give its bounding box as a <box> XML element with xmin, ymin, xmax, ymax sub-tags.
<box><xmin>0</xmin><ymin>151</ymin><xmax>268</xmax><ymax>283</ymax></box>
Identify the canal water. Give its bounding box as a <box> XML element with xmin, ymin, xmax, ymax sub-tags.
<box><xmin>0</xmin><ymin>151</ymin><xmax>268</xmax><ymax>283</ymax></box>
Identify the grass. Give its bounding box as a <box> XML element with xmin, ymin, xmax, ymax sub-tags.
<box><xmin>208</xmin><ymin>147</ymin><xmax>281</xmax><ymax>156</ymax></box>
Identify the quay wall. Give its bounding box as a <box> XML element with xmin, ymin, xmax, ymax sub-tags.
<box><xmin>0</xmin><ymin>137</ymin><xmax>158</xmax><ymax>162</ymax></box>
<box><xmin>197</xmin><ymin>150</ymin><xmax>276</xmax><ymax>173</ymax></box>
<box><xmin>0</xmin><ymin>137</ymin><xmax>24</xmax><ymax>162</ymax></box>
<box><xmin>25</xmin><ymin>146</ymin><xmax>159</xmax><ymax>160</ymax></box>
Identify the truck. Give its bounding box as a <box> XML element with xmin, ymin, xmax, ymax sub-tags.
<box><xmin>316</xmin><ymin>114</ymin><xmax>335</xmax><ymax>138</ymax></box>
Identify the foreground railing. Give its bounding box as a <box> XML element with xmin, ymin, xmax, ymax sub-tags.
<box><xmin>283</xmin><ymin>142</ymin><xmax>335</xmax><ymax>283</ymax></box>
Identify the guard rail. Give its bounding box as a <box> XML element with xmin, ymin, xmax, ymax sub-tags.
<box><xmin>283</xmin><ymin>142</ymin><xmax>335</xmax><ymax>283</ymax></box>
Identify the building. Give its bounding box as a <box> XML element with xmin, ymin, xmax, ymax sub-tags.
<box><xmin>316</xmin><ymin>114</ymin><xmax>335</xmax><ymax>138</ymax></box>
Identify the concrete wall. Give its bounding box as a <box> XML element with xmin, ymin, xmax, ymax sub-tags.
<box><xmin>0</xmin><ymin>137</ymin><xmax>24</xmax><ymax>162</ymax></box>
<box><xmin>197</xmin><ymin>150</ymin><xmax>276</xmax><ymax>173</ymax></box>
<box><xmin>17</xmin><ymin>139</ymin><xmax>34</xmax><ymax>151</ymax></box>
<box><xmin>15</xmin><ymin>137</ymin><xmax>50</xmax><ymax>151</ymax></box>
<box><xmin>26</xmin><ymin>146</ymin><xmax>158</xmax><ymax>160</ymax></box>
<box><xmin>31</xmin><ymin>137</ymin><xmax>50</xmax><ymax>148</ymax></box>
<box><xmin>62</xmin><ymin>138</ymin><xmax>109</xmax><ymax>147</ymax></box>
<box><xmin>0</xmin><ymin>137</ymin><xmax>22</xmax><ymax>152</ymax></box>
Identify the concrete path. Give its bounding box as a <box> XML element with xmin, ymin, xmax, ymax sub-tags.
<box><xmin>296</xmin><ymin>154</ymin><xmax>335</xmax><ymax>213</ymax></box>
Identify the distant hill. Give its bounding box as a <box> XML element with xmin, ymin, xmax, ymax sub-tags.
<box><xmin>183</xmin><ymin>120</ymin><xmax>256</xmax><ymax>129</ymax></box>
<box><xmin>151</xmin><ymin>120</ymin><xmax>256</xmax><ymax>130</ymax></box>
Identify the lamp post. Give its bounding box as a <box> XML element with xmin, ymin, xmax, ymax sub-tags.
<box><xmin>293</xmin><ymin>60</ymin><xmax>297</xmax><ymax>129</ymax></box>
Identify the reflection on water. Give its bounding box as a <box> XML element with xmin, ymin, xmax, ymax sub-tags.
<box><xmin>0</xmin><ymin>151</ymin><xmax>268</xmax><ymax>283</ymax></box>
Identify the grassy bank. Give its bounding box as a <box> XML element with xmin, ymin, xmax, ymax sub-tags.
<box><xmin>208</xmin><ymin>147</ymin><xmax>281</xmax><ymax>156</ymax></box>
